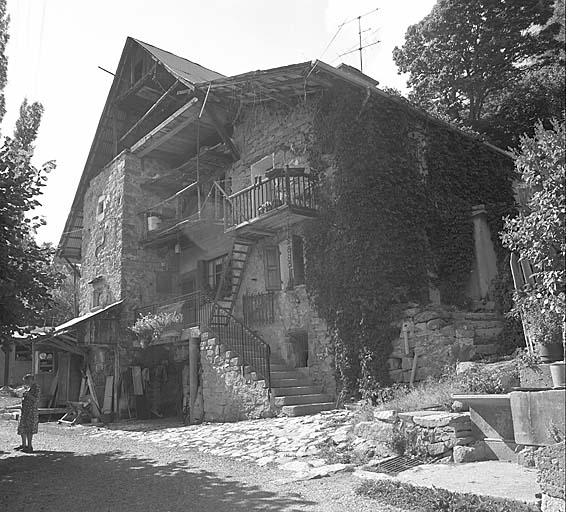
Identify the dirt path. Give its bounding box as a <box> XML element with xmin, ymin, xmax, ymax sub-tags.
<box><xmin>0</xmin><ymin>420</ymin><xmax>396</xmax><ymax>512</ymax></box>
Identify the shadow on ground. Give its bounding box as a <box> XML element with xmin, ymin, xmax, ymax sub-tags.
<box><xmin>0</xmin><ymin>449</ymin><xmax>313</xmax><ymax>512</ymax></box>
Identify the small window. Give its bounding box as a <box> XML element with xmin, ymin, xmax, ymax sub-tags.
<box><xmin>93</xmin><ymin>288</ymin><xmax>104</xmax><ymax>308</ymax></box>
<box><xmin>15</xmin><ymin>345</ymin><xmax>32</xmax><ymax>361</ymax></box>
<box><xmin>97</xmin><ymin>196</ymin><xmax>106</xmax><ymax>221</ymax></box>
<box><xmin>264</xmin><ymin>246</ymin><xmax>281</xmax><ymax>291</ymax></box>
<box><xmin>291</xmin><ymin>235</ymin><xmax>305</xmax><ymax>287</ymax></box>
<box><xmin>38</xmin><ymin>351</ymin><xmax>55</xmax><ymax>373</ymax></box>
<box><xmin>206</xmin><ymin>254</ymin><xmax>229</xmax><ymax>293</ymax></box>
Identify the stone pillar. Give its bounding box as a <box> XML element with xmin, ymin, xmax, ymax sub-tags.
<box><xmin>471</xmin><ymin>205</ymin><xmax>498</xmax><ymax>300</ymax></box>
<box><xmin>188</xmin><ymin>336</ymin><xmax>200</xmax><ymax>424</ymax></box>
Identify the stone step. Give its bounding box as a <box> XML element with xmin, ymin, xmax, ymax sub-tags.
<box><xmin>270</xmin><ymin>378</ymin><xmax>313</xmax><ymax>388</ymax></box>
<box><xmin>474</xmin><ymin>327</ymin><xmax>504</xmax><ymax>338</ymax></box>
<box><xmin>274</xmin><ymin>393</ymin><xmax>333</xmax><ymax>406</ymax></box>
<box><xmin>272</xmin><ymin>386</ymin><xmax>321</xmax><ymax>397</ymax></box>
<box><xmin>281</xmin><ymin>402</ymin><xmax>335</xmax><ymax>417</ymax></box>
<box><xmin>270</xmin><ymin>370</ymin><xmax>305</xmax><ymax>379</ymax></box>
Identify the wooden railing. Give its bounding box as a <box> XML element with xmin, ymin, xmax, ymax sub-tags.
<box><xmin>225</xmin><ymin>169</ymin><xmax>318</xmax><ymax>229</ymax></box>
<box><xmin>135</xmin><ymin>291</ymin><xmax>213</xmax><ymax>330</ymax></box>
<box><xmin>139</xmin><ymin>182</ymin><xmax>225</xmax><ymax>239</ymax></box>
<box><xmin>243</xmin><ymin>291</ymin><xmax>275</xmax><ymax>326</ymax></box>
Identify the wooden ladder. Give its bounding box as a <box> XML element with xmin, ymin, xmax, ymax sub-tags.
<box><xmin>212</xmin><ymin>238</ymin><xmax>253</xmax><ymax>323</ymax></box>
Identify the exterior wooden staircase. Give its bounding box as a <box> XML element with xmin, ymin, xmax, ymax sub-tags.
<box><xmin>270</xmin><ymin>359</ymin><xmax>335</xmax><ymax>417</ymax></box>
<box><xmin>211</xmin><ymin>238</ymin><xmax>252</xmax><ymax>326</ymax></box>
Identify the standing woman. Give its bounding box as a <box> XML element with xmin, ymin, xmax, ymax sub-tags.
<box><xmin>16</xmin><ymin>374</ymin><xmax>40</xmax><ymax>453</ymax></box>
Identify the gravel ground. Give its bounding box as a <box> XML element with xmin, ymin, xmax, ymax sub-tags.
<box><xmin>0</xmin><ymin>419</ymin><xmax>400</xmax><ymax>512</ymax></box>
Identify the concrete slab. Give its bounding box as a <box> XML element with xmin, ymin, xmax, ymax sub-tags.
<box><xmin>396</xmin><ymin>460</ymin><xmax>540</xmax><ymax>504</ymax></box>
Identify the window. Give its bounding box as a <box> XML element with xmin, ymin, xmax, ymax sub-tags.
<box><xmin>264</xmin><ymin>246</ymin><xmax>281</xmax><ymax>290</ymax></box>
<box><xmin>93</xmin><ymin>288</ymin><xmax>104</xmax><ymax>308</ymax></box>
<box><xmin>251</xmin><ymin>154</ymin><xmax>274</xmax><ymax>184</ymax></box>
<box><xmin>207</xmin><ymin>255</ymin><xmax>228</xmax><ymax>292</ymax></box>
<box><xmin>97</xmin><ymin>196</ymin><xmax>105</xmax><ymax>221</ymax></box>
<box><xmin>291</xmin><ymin>235</ymin><xmax>305</xmax><ymax>286</ymax></box>
<box><xmin>15</xmin><ymin>344</ymin><xmax>32</xmax><ymax>361</ymax></box>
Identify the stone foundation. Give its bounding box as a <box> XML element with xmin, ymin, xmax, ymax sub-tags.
<box><xmin>200</xmin><ymin>334</ymin><xmax>276</xmax><ymax>422</ymax></box>
<box><xmin>388</xmin><ymin>304</ymin><xmax>503</xmax><ymax>384</ymax></box>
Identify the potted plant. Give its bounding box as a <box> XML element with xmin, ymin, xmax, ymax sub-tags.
<box><xmin>130</xmin><ymin>311</ymin><xmax>183</xmax><ymax>348</ymax></box>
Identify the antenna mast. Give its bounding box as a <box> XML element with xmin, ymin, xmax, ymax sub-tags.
<box><xmin>338</xmin><ymin>8</ymin><xmax>380</xmax><ymax>73</ymax></box>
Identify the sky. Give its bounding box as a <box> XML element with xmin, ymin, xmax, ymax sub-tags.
<box><xmin>2</xmin><ymin>0</ymin><xmax>436</xmax><ymax>246</ymax></box>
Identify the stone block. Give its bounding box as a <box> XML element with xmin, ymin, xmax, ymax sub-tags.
<box><xmin>389</xmin><ymin>369</ymin><xmax>404</xmax><ymax>383</ymax></box>
<box><xmin>353</xmin><ymin>421</ymin><xmax>395</xmax><ymax>442</ymax></box>
<box><xmin>535</xmin><ymin>442</ymin><xmax>565</xmax><ymax>500</ymax></box>
<box><xmin>401</xmin><ymin>357</ymin><xmax>414</xmax><ymax>370</ymax></box>
<box><xmin>454</xmin><ymin>436</ymin><xmax>476</xmax><ymax>446</ymax></box>
<box><xmin>412</xmin><ymin>411</ymin><xmax>470</xmax><ymax>428</ymax></box>
<box><xmin>453</xmin><ymin>441</ymin><xmax>494</xmax><ymax>463</ymax></box>
<box><xmin>427</xmin><ymin>442</ymin><xmax>448</xmax><ymax>456</ymax></box>
<box><xmin>541</xmin><ymin>494</ymin><xmax>566</xmax><ymax>512</ymax></box>
<box><xmin>414</xmin><ymin>311</ymin><xmax>440</xmax><ymax>323</ymax></box>
<box><xmin>373</xmin><ymin>410</ymin><xmax>399</xmax><ymax>424</ymax></box>
<box><xmin>426</xmin><ymin>318</ymin><xmax>445</xmax><ymax>330</ymax></box>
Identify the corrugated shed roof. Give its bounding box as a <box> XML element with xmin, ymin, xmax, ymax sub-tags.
<box><xmin>134</xmin><ymin>39</ymin><xmax>225</xmax><ymax>84</ymax></box>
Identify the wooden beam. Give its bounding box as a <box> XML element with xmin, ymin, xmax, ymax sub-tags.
<box><xmin>119</xmin><ymin>80</ymin><xmax>181</xmax><ymax>145</ymax></box>
<box><xmin>131</xmin><ymin>97</ymin><xmax>200</xmax><ymax>157</ymax></box>
<box><xmin>205</xmin><ymin>105</ymin><xmax>240</xmax><ymax>161</ymax></box>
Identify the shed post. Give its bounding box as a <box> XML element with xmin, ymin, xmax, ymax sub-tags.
<box><xmin>188</xmin><ymin>336</ymin><xmax>200</xmax><ymax>424</ymax></box>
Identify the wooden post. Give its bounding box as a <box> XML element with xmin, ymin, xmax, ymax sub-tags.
<box><xmin>284</xmin><ymin>165</ymin><xmax>291</xmax><ymax>205</ymax></box>
<box><xmin>188</xmin><ymin>336</ymin><xmax>200</xmax><ymax>424</ymax></box>
<box><xmin>113</xmin><ymin>348</ymin><xmax>120</xmax><ymax>418</ymax></box>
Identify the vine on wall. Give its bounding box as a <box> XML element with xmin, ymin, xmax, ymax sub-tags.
<box><xmin>304</xmin><ymin>87</ymin><xmax>516</xmax><ymax>399</ymax></box>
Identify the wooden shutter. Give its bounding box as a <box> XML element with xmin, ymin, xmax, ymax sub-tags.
<box><xmin>264</xmin><ymin>246</ymin><xmax>281</xmax><ymax>291</ymax></box>
<box><xmin>292</xmin><ymin>235</ymin><xmax>305</xmax><ymax>286</ymax></box>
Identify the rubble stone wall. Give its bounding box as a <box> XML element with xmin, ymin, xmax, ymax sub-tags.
<box><xmin>388</xmin><ymin>304</ymin><xmax>503</xmax><ymax>384</ymax></box>
<box><xmin>200</xmin><ymin>333</ymin><xmax>276</xmax><ymax>422</ymax></box>
<box><xmin>226</xmin><ymin>101</ymin><xmax>335</xmax><ymax>396</ymax></box>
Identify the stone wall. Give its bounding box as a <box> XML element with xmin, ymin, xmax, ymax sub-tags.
<box><xmin>224</xmin><ymin>100</ymin><xmax>335</xmax><ymax>396</ymax></box>
<box><xmin>388</xmin><ymin>304</ymin><xmax>503</xmax><ymax>384</ymax></box>
<box><xmin>536</xmin><ymin>442</ymin><xmax>566</xmax><ymax>512</ymax></box>
<box><xmin>200</xmin><ymin>333</ymin><xmax>276</xmax><ymax>422</ymax></box>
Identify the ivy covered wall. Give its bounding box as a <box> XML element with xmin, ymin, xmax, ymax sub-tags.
<box><xmin>304</xmin><ymin>86</ymin><xmax>516</xmax><ymax>398</ymax></box>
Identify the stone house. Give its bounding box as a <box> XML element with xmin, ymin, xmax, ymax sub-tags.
<box><xmin>48</xmin><ymin>38</ymin><xmax>512</xmax><ymax>422</ymax></box>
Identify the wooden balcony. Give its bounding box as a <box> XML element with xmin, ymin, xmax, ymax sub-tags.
<box><xmin>225</xmin><ymin>168</ymin><xmax>319</xmax><ymax>237</ymax></box>
<box><xmin>140</xmin><ymin>182</ymin><xmax>225</xmax><ymax>245</ymax></box>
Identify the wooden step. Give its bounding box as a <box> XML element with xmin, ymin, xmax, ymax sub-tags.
<box><xmin>271</xmin><ymin>370</ymin><xmax>306</xmax><ymax>379</ymax></box>
<box><xmin>281</xmin><ymin>402</ymin><xmax>335</xmax><ymax>417</ymax></box>
<box><xmin>274</xmin><ymin>394</ymin><xmax>333</xmax><ymax>406</ymax></box>
<box><xmin>272</xmin><ymin>386</ymin><xmax>321</xmax><ymax>397</ymax></box>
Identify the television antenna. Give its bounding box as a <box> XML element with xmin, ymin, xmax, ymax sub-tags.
<box><xmin>337</xmin><ymin>8</ymin><xmax>380</xmax><ymax>73</ymax></box>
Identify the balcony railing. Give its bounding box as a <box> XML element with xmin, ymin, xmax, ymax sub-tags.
<box><xmin>140</xmin><ymin>182</ymin><xmax>225</xmax><ymax>240</ymax></box>
<box><xmin>225</xmin><ymin>168</ymin><xmax>318</xmax><ymax>231</ymax></box>
<box><xmin>135</xmin><ymin>291</ymin><xmax>214</xmax><ymax>330</ymax></box>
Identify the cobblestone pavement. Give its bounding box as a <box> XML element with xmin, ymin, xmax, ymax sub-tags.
<box><xmin>82</xmin><ymin>410</ymin><xmax>354</xmax><ymax>476</ymax></box>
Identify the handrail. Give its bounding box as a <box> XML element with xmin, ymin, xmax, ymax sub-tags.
<box><xmin>206</xmin><ymin>301</ymin><xmax>271</xmax><ymax>389</ymax></box>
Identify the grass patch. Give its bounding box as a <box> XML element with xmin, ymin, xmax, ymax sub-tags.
<box><xmin>356</xmin><ymin>480</ymin><xmax>539</xmax><ymax>512</ymax></box>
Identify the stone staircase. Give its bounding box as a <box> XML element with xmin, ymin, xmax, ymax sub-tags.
<box><xmin>270</xmin><ymin>360</ymin><xmax>335</xmax><ymax>417</ymax></box>
<box><xmin>452</xmin><ymin>311</ymin><xmax>505</xmax><ymax>357</ymax></box>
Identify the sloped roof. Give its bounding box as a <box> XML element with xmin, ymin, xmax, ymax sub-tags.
<box><xmin>135</xmin><ymin>39</ymin><xmax>224</xmax><ymax>85</ymax></box>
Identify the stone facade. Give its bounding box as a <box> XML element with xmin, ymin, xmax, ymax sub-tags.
<box><xmin>388</xmin><ymin>304</ymin><xmax>503</xmax><ymax>384</ymax></box>
<box><xmin>536</xmin><ymin>442</ymin><xmax>566</xmax><ymax>512</ymax></box>
<box><xmin>200</xmin><ymin>333</ymin><xmax>276</xmax><ymax>422</ymax></box>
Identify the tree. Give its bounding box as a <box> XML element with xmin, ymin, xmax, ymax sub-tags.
<box><xmin>0</xmin><ymin>0</ymin><xmax>61</xmax><ymax>381</ymax></box>
<box><xmin>501</xmin><ymin>119</ymin><xmax>565</xmax><ymax>350</ymax></box>
<box><xmin>393</xmin><ymin>0</ymin><xmax>560</xmax><ymax>136</ymax></box>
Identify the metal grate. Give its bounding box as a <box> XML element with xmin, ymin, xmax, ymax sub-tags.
<box><xmin>370</xmin><ymin>455</ymin><xmax>425</xmax><ymax>475</ymax></box>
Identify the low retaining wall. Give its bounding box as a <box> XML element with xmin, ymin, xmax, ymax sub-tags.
<box><xmin>388</xmin><ymin>305</ymin><xmax>503</xmax><ymax>384</ymax></box>
<box><xmin>200</xmin><ymin>333</ymin><xmax>276</xmax><ymax>422</ymax></box>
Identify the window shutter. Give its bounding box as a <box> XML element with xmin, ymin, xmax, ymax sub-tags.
<box><xmin>292</xmin><ymin>235</ymin><xmax>305</xmax><ymax>286</ymax></box>
<box><xmin>264</xmin><ymin>246</ymin><xmax>281</xmax><ymax>291</ymax></box>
